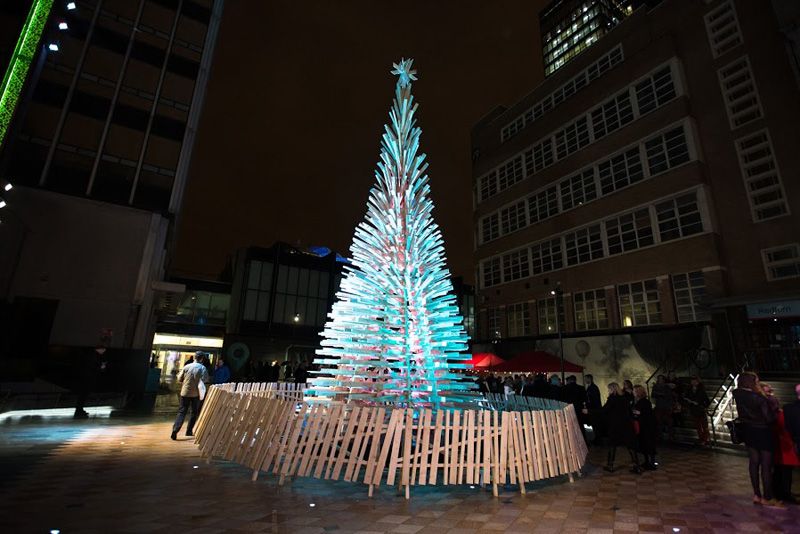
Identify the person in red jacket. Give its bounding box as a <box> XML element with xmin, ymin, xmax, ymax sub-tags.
<box><xmin>775</xmin><ymin>393</ymin><xmax>800</xmax><ymax>504</ymax></box>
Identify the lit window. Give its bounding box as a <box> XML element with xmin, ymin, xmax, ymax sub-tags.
<box><xmin>618</xmin><ymin>280</ymin><xmax>662</xmax><ymax>326</ymax></box>
<box><xmin>574</xmin><ymin>289</ymin><xmax>609</xmax><ymax>331</ymax></box>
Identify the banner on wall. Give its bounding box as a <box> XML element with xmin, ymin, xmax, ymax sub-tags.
<box><xmin>746</xmin><ymin>300</ymin><xmax>800</xmax><ymax>320</ymax></box>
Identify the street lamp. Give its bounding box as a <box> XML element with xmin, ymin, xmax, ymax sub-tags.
<box><xmin>551</xmin><ymin>283</ymin><xmax>565</xmax><ymax>383</ymax></box>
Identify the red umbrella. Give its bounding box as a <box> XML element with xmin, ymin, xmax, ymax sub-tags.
<box><xmin>468</xmin><ymin>353</ymin><xmax>492</xmax><ymax>366</ymax></box>
<box><xmin>473</xmin><ymin>354</ymin><xmax>506</xmax><ymax>369</ymax></box>
<box><xmin>493</xmin><ymin>351</ymin><xmax>582</xmax><ymax>373</ymax></box>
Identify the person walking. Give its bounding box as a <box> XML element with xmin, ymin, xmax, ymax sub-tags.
<box><xmin>732</xmin><ymin>372</ymin><xmax>782</xmax><ymax>508</ymax></box>
<box><xmin>171</xmin><ymin>352</ymin><xmax>209</xmax><ymax>441</ymax></box>
<box><xmin>684</xmin><ymin>377</ymin><xmax>711</xmax><ymax>447</ymax></box>
<box><xmin>603</xmin><ymin>382</ymin><xmax>641</xmax><ymax>474</ymax></box>
<box><xmin>563</xmin><ymin>375</ymin><xmax>588</xmax><ymax>441</ymax></box>
<box><xmin>633</xmin><ymin>385</ymin><xmax>658</xmax><ymax>470</ymax></box>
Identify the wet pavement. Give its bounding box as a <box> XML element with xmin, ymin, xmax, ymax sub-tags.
<box><xmin>1</xmin><ymin>414</ymin><xmax>799</xmax><ymax>533</ymax></box>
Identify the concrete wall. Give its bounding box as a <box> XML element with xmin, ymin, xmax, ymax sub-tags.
<box><xmin>0</xmin><ymin>187</ymin><xmax>166</xmax><ymax>349</ymax></box>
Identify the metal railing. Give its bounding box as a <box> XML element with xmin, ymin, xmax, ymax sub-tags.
<box><xmin>743</xmin><ymin>348</ymin><xmax>800</xmax><ymax>374</ymax></box>
<box><xmin>708</xmin><ymin>373</ymin><xmax>739</xmax><ymax>445</ymax></box>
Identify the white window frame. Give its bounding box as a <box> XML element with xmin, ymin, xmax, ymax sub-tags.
<box><xmin>573</xmin><ymin>288</ymin><xmax>609</xmax><ymax>331</ymax></box>
<box><xmin>618</xmin><ymin>279</ymin><xmax>662</xmax><ymax>327</ymax></box>
<box><xmin>762</xmin><ymin>244</ymin><xmax>800</xmax><ymax>281</ymax></box>
<box><xmin>718</xmin><ymin>56</ymin><xmax>763</xmax><ymax>130</ymax></box>
<box><xmin>507</xmin><ymin>302</ymin><xmax>532</xmax><ymax>337</ymax></box>
<box><xmin>734</xmin><ymin>129</ymin><xmax>790</xmax><ymax>222</ymax></box>
<box><xmin>672</xmin><ymin>271</ymin><xmax>710</xmax><ymax>323</ymax></box>
<box><xmin>704</xmin><ymin>0</ymin><xmax>743</xmax><ymax>58</ymax></box>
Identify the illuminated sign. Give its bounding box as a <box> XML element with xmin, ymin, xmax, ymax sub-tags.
<box><xmin>746</xmin><ymin>300</ymin><xmax>800</xmax><ymax>320</ymax></box>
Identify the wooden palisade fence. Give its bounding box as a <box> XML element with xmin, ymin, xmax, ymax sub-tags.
<box><xmin>194</xmin><ymin>383</ymin><xmax>587</xmax><ymax>498</ymax></box>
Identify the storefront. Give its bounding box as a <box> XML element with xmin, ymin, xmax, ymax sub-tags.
<box><xmin>744</xmin><ymin>299</ymin><xmax>800</xmax><ymax>373</ymax></box>
<box><xmin>151</xmin><ymin>333</ymin><xmax>224</xmax><ymax>384</ymax></box>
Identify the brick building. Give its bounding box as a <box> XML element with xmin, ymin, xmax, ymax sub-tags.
<box><xmin>471</xmin><ymin>0</ymin><xmax>800</xmax><ymax>377</ymax></box>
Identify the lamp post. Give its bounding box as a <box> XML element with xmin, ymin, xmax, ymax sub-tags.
<box><xmin>551</xmin><ymin>283</ymin><xmax>565</xmax><ymax>384</ymax></box>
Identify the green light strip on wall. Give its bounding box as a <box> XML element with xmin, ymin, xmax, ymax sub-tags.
<box><xmin>0</xmin><ymin>0</ymin><xmax>56</xmax><ymax>150</ymax></box>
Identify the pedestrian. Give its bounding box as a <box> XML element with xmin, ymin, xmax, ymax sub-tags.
<box><xmin>773</xmin><ymin>403</ymin><xmax>799</xmax><ymax>504</ymax></box>
<box><xmin>651</xmin><ymin>375</ymin><xmax>675</xmax><ymax>441</ymax></box>
<box><xmin>784</xmin><ymin>384</ymin><xmax>800</xmax><ymax>457</ymax></box>
<box><xmin>503</xmin><ymin>376</ymin><xmax>514</xmax><ymax>396</ymax></box>
<box><xmin>585</xmin><ymin>374</ymin><xmax>603</xmax><ymax>444</ymax></box>
<box><xmin>603</xmin><ymin>382</ymin><xmax>641</xmax><ymax>474</ymax></box>
<box><xmin>762</xmin><ymin>383</ymin><xmax>781</xmax><ymax>415</ymax></box>
<box><xmin>549</xmin><ymin>374</ymin><xmax>562</xmax><ymax>401</ymax></box>
<box><xmin>667</xmin><ymin>371</ymin><xmax>685</xmax><ymax>428</ymax></box>
<box><xmin>732</xmin><ymin>372</ymin><xmax>782</xmax><ymax>508</ymax></box>
<box><xmin>684</xmin><ymin>377</ymin><xmax>711</xmax><ymax>447</ymax></box>
<box><xmin>532</xmin><ymin>373</ymin><xmax>550</xmax><ymax>398</ymax></box>
<box><xmin>633</xmin><ymin>385</ymin><xmax>658</xmax><ymax>470</ymax></box>
<box><xmin>622</xmin><ymin>379</ymin><xmax>635</xmax><ymax>403</ymax></box>
<box><xmin>212</xmin><ymin>358</ymin><xmax>231</xmax><ymax>385</ymax></box>
<box><xmin>778</xmin><ymin>384</ymin><xmax>800</xmax><ymax>504</ymax></box>
<box><xmin>171</xmin><ymin>352</ymin><xmax>209</xmax><ymax>441</ymax></box>
<box><xmin>563</xmin><ymin>375</ymin><xmax>588</xmax><ymax>441</ymax></box>
<box><xmin>294</xmin><ymin>362</ymin><xmax>308</xmax><ymax>384</ymax></box>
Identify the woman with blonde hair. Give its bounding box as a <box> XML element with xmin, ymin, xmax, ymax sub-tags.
<box><xmin>603</xmin><ymin>382</ymin><xmax>641</xmax><ymax>474</ymax></box>
<box><xmin>633</xmin><ymin>385</ymin><xmax>658</xmax><ymax>470</ymax></box>
<box><xmin>732</xmin><ymin>372</ymin><xmax>781</xmax><ymax>507</ymax></box>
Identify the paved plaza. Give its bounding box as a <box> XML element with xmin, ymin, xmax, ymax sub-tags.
<box><xmin>1</xmin><ymin>415</ymin><xmax>799</xmax><ymax>534</ymax></box>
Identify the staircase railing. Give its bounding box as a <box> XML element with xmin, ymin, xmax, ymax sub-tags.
<box><xmin>708</xmin><ymin>373</ymin><xmax>739</xmax><ymax>445</ymax></box>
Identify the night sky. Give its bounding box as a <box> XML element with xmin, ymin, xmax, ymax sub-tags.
<box><xmin>173</xmin><ymin>1</ymin><xmax>548</xmax><ymax>283</ymax></box>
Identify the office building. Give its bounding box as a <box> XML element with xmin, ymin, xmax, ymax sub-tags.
<box><xmin>0</xmin><ymin>1</ymin><xmax>224</xmax><ymax>395</ymax></box>
<box><xmin>540</xmin><ymin>0</ymin><xmax>634</xmax><ymax>77</ymax></box>
<box><xmin>472</xmin><ymin>0</ymin><xmax>800</xmax><ymax>378</ymax></box>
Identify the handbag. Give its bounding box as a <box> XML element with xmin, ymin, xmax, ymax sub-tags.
<box><xmin>725</xmin><ymin>419</ymin><xmax>743</xmax><ymax>444</ymax></box>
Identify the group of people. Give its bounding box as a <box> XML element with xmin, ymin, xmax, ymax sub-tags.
<box><xmin>731</xmin><ymin>372</ymin><xmax>800</xmax><ymax>508</ymax></box>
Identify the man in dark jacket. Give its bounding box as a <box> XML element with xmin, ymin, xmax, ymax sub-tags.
<box><xmin>563</xmin><ymin>375</ymin><xmax>588</xmax><ymax>441</ymax></box>
<box><xmin>784</xmin><ymin>384</ymin><xmax>800</xmax><ymax>458</ymax></box>
<box><xmin>585</xmin><ymin>374</ymin><xmax>604</xmax><ymax>444</ymax></box>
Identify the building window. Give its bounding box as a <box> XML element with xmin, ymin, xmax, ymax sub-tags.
<box><xmin>736</xmin><ymin>130</ymin><xmax>789</xmax><ymax>222</ymax></box>
<box><xmin>645</xmin><ymin>125</ymin><xmax>690</xmax><ymax>176</ymax></box>
<box><xmin>528</xmin><ymin>185</ymin><xmax>559</xmax><ymax>223</ymax></box>
<box><xmin>502</xmin><ymin>249</ymin><xmax>530</xmax><ymax>282</ymax></box>
<box><xmin>564</xmin><ymin>224</ymin><xmax>604</xmax><ymax>266</ymax></box>
<box><xmin>618</xmin><ymin>280</ymin><xmax>662</xmax><ymax>326</ymax></box>
<box><xmin>488</xmin><ymin>307</ymin><xmax>501</xmax><ymax>338</ymax></box>
<box><xmin>538</xmin><ymin>297</ymin><xmax>558</xmax><ymax>333</ymax></box>
<box><xmin>635</xmin><ymin>66</ymin><xmax>676</xmax><ymax>116</ymax></box>
<box><xmin>705</xmin><ymin>0</ymin><xmax>742</xmax><ymax>58</ymax></box>
<box><xmin>497</xmin><ymin>155</ymin><xmax>525</xmax><ymax>191</ymax></box>
<box><xmin>507</xmin><ymin>302</ymin><xmax>531</xmax><ymax>337</ymax></box>
<box><xmin>598</xmin><ymin>147</ymin><xmax>645</xmax><ymax>195</ymax></box>
<box><xmin>605</xmin><ymin>208</ymin><xmax>654</xmax><ymax>255</ymax></box>
<box><xmin>524</xmin><ymin>138</ymin><xmax>554</xmax><ymax>175</ymax></box>
<box><xmin>672</xmin><ymin>271</ymin><xmax>710</xmax><ymax>323</ymax></box>
<box><xmin>560</xmin><ymin>168</ymin><xmax>597</xmax><ymax>210</ymax></box>
<box><xmin>762</xmin><ymin>244</ymin><xmax>800</xmax><ymax>281</ymax></box>
<box><xmin>481</xmin><ymin>213</ymin><xmax>500</xmax><ymax>243</ymax></box>
<box><xmin>273</xmin><ymin>265</ymin><xmax>331</xmax><ymax>327</ymax></box>
<box><xmin>479</xmin><ymin>170</ymin><xmax>497</xmax><ymax>201</ymax></box>
<box><xmin>718</xmin><ymin>56</ymin><xmax>762</xmax><ymax>129</ymax></box>
<box><xmin>501</xmin><ymin>200</ymin><xmax>528</xmax><ymax>236</ymax></box>
<box><xmin>501</xmin><ymin>45</ymin><xmax>624</xmax><ymax>142</ymax></box>
<box><xmin>531</xmin><ymin>237</ymin><xmax>564</xmax><ymax>275</ymax></box>
<box><xmin>555</xmin><ymin>116</ymin><xmax>590</xmax><ymax>160</ymax></box>
<box><xmin>655</xmin><ymin>191</ymin><xmax>704</xmax><ymax>242</ymax></box>
<box><xmin>482</xmin><ymin>257</ymin><xmax>502</xmax><ymax>288</ymax></box>
<box><xmin>591</xmin><ymin>90</ymin><xmax>634</xmax><ymax>139</ymax></box>
<box><xmin>574</xmin><ymin>289</ymin><xmax>609</xmax><ymax>331</ymax></box>
<box><xmin>243</xmin><ymin>260</ymin><xmax>274</xmax><ymax>322</ymax></box>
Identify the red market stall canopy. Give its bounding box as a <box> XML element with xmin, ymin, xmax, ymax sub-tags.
<box><xmin>471</xmin><ymin>354</ymin><xmax>506</xmax><ymax>368</ymax></box>
<box><xmin>494</xmin><ymin>351</ymin><xmax>583</xmax><ymax>374</ymax></box>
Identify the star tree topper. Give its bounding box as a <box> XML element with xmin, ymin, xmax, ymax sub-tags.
<box><xmin>391</xmin><ymin>58</ymin><xmax>418</xmax><ymax>88</ymax></box>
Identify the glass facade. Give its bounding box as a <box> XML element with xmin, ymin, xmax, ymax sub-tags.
<box><xmin>540</xmin><ymin>0</ymin><xmax>632</xmax><ymax>77</ymax></box>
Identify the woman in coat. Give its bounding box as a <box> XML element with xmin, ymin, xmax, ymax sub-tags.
<box><xmin>684</xmin><ymin>377</ymin><xmax>711</xmax><ymax>447</ymax></box>
<box><xmin>774</xmin><ymin>408</ymin><xmax>800</xmax><ymax>503</ymax></box>
<box><xmin>633</xmin><ymin>385</ymin><xmax>658</xmax><ymax>470</ymax></box>
<box><xmin>603</xmin><ymin>382</ymin><xmax>641</xmax><ymax>474</ymax></box>
<box><xmin>732</xmin><ymin>372</ymin><xmax>781</xmax><ymax>508</ymax></box>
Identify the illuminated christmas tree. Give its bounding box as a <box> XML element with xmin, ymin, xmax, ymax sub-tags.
<box><xmin>309</xmin><ymin>59</ymin><xmax>471</xmax><ymax>407</ymax></box>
